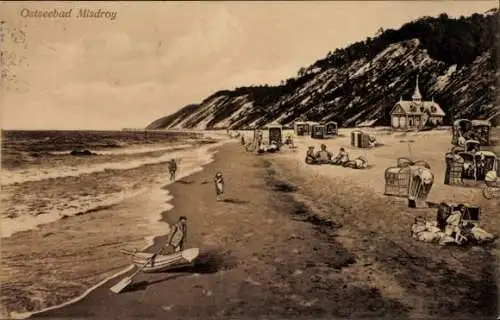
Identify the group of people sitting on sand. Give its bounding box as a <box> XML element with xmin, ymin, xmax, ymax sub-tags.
<box><xmin>411</xmin><ymin>203</ymin><xmax>495</xmax><ymax>246</ymax></box>
<box><xmin>305</xmin><ymin>144</ymin><xmax>368</xmax><ymax>169</ymax></box>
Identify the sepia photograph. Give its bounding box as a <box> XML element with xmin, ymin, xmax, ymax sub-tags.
<box><xmin>1</xmin><ymin>1</ymin><xmax>499</xmax><ymax>319</ymax></box>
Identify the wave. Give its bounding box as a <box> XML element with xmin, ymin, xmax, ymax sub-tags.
<box><xmin>47</xmin><ymin>143</ymin><xmax>193</xmax><ymax>156</ymax></box>
<box><xmin>1</xmin><ymin>144</ymin><xmax>200</xmax><ymax>186</ymax></box>
<box><xmin>6</xmin><ymin>139</ymin><xmax>230</xmax><ymax>319</ymax></box>
<box><xmin>1</xmin><ymin>140</ymin><xmax>232</xmax><ymax>239</ymax></box>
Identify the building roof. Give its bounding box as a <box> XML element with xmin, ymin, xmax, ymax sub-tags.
<box><xmin>391</xmin><ymin>101</ymin><xmax>445</xmax><ymax>117</ymax></box>
<box><xmin>412</xmin><ymin>75</ymin><xmax>422</xmax><ymax>100</ymax></box>
<box><xmin>453</xmin><ymin>119</ymin><xmax>491</xmax><ymax>127</ymax></box>
<box><xmin>357</xmin><ymin>119</ymin><xmax>377</xmax><ymax>127</ymax></box>
<box><xmin>264</xmin><ymin>122</ymin><xmax>283</xmax><ymax>129</ymax></box>
<box><xmin>391</xmin><ymin>74</ymin><xmax>445</xmax><ymax>117</ymax></box>
<box><xmin>471</xmin><ymin>120</ymin><xmax>491</xmax><ymax>127</ymax></box>
<box><xmin>475</xmin><ymin>150</ymin><xmax>497</xmax><ymax>157</ymax></box>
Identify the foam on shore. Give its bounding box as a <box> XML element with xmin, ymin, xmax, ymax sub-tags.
<box><xmin>1</xmin><ymin>144</ymin><xmax>196</xmax><ymax>186</ymax></box>
<box><xmin>5</xmin><ymin>139</ymin><xmax>234</xmax><ymax>319</ymax></box>
<box><xmin>1</xmin><ymin>140</ymin><xmax>232</xmax><ymax>238</ymax></box>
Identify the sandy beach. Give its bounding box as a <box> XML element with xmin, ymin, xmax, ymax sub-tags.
<box><xmin>27</xmin><ymin>129</ymin><xmax>498</xmax><ymax>320</ymax></box>
<box><xmin>1</xmin><ymin>131</ymin><xmax>226</xmax><ymax>317</ymax></box>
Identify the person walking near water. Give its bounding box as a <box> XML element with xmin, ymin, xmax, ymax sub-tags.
<box><xmin>168</xmin><ymin>159</ymin><xmax>177</xmax><ymax>181</ymax></box>
<box><xmin>215</xmin><ymin>172</ymin><xmax>224</xmax><ymax>201</ymax></box>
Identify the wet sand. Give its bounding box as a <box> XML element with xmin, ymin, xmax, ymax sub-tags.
<box><xmin>32</xmin><ymin>132</ymin><xmax>498</xmax><ymax>319</ymax></box>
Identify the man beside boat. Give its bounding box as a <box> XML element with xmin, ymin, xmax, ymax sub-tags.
<box><xmin>151</xmin><ymin>216</ymin><xmax>188</xmax><ymax>263</ymax></box>
<box><xmin>166</xmin><ymin>216</ymin><xmax>188</xmax><ymax>252</ymax></box>
<box><xmin>118</xmin><ymin>216</ymin><xmax>197</xmax><ymax>276</ymax></box>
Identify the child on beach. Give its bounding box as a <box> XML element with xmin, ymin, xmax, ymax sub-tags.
<box><xmin>214</xmin><ymin>172</ymin><xmax>224</xmax><ymax>201</ymax></box>
<box><xmin>168</xmin><ymin>159</ymin><xmax>177</xmax><ymax>181</ymax></box>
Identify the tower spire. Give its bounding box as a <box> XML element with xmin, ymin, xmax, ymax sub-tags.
<box><xmin>412</xmin><ymin>74</ymin><xmax>422</xmax><ymax>102</ymax></box>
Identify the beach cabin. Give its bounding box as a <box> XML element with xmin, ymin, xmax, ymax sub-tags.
<box><xmin>294</xmin><ymin>121</ymin><xmax>319</xmax><ymax>136</ymax></box>
<box><xmin>325</xmin><ymin>121</ymin><xmax>338</xmax><ymax>136</ymax></box>
<box><xmin>294</xmin><ymin>121</ymin><xmax>308</xmax><ymax>136</ymax></box>
<box><xmin>311</xmin><ymin>124</ymin><xmax>326</xmax><ymax>139</ymax></box>
<box><xmin>351</xmin><ymin>130</ymin><xmax>372</xmax><ymax>148</ymax></box>
<box><xmin>311</xmin><ymin>123</ymin><xmax>337</xmax><ymax>139</ymax></box>
<box><xmin>264</xmin><ymin>123</ymin><xmax>283</xmax><ymax>146</ymax></box>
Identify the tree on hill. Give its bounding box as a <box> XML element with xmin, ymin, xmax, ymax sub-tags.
<box><xmin>309</xmin><ymin>10</ymin><xmax>498</xmax><ymax>71</ymax></box>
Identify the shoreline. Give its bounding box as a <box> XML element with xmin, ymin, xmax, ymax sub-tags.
<box><xmin>29</xmin><ymin>142</ymin><xmax>411</xmax><ymax>319</ymax></box>
<box><xmin>1</xmin><ymin>138</ymin><xmax>228</xmax><ymax>238</ymax></box>
<box><xmin>5</xmin><ymin>139</ymin><xmax>233</xmax><ymax>319</ymax></box>
<box><xmin>12</xmin><ymin>131</ymin><xmax>499</xmax><ymax>319</ymax></box>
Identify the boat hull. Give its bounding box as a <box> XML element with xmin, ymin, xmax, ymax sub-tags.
<box><xmin>121</xmin><ymin>248</ymin><xmax>200</xmax><ymax>273</ymax></box>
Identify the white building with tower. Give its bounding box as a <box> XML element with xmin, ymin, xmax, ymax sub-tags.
<box><xmin>390</xmin><ymin>75</ymin><xmax>445</xmax><ymax>130</ymax></box>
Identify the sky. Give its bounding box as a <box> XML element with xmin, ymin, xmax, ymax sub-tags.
<box><xmin>0</xmin><ymin>1</ymin><xmax>497</xmax><ymax>130</ymax></box>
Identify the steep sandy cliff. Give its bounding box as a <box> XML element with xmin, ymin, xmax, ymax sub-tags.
<box><xmin>148</xmin><ymin>10</ymin><xmax>499</xmax><ymax>130</ymax></box>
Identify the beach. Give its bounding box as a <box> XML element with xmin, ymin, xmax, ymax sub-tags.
<box><xmin>22</xmin><ymin>128</ymin><xmax>498</xmax><ymax>320</ymax></box>
<box><xmin>0</xmin><ymin>130</ymin><xmax>228</xmax><ymax>317</ymax></box>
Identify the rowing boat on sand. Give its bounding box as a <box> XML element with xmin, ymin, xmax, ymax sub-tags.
<box><xmin>120</xmin><ymin>248</ymin><xmax>199</xmax><ymax>273</ymax></box>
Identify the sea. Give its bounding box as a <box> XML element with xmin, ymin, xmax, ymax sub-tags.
<box><xmin>0</xmin><ymin>129</ymin><xmax>230</xmax><ymax>317</ymax></box>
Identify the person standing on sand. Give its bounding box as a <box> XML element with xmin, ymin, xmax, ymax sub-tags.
<box><xmin>168</xmin><ymin>159</ymin><xmax>177</xmax><ymax>181</ymax></box>
<box><xmin>151</xmin><ymin>216</ymin><xmax>187</xmax><ymax>261</ymax></box>
<box><xmin>215</xmin><ymin>172</ymin><xmax>224</xmax><ymax>201</ymax></box>
<box><xmin>167</xmin><ymin>216</ymin><xmax>188</xmax><ymax>252</ymax></box>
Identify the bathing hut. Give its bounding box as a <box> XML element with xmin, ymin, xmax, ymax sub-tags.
<box><xmin>311</xmin><ymin>124</ymin><xmax>326</xmax><ymax>139</ymax></box>
<box><xmin>265</xmin><ymin>123</ymin><xmax>283</xmax><ymax>146</ymax></box>
<box><xmin>325</xmin><ymin>121</ymin><xmax>338</xmax><ymax>136</ymax></box>
<box><xmin>351</xmin><ymin>130</ymin><xmax>371</xmax><ymax>148</ymax></box>
<box><xmin>294</xmin><ymin>121</ymin><xmax>319</xmax><ymax>136</ymax></box>
<box><xmin>311</xmin><ymin>123</ymin><xmax>336</xmax><ymax>139</ymax></box>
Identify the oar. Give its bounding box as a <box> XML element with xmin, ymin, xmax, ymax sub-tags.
<box><xmin>110</xmin><ymin>246</ymin><xmax>165</xmax><ymax>294</ymax></box>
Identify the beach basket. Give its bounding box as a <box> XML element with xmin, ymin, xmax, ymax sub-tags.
<box><xmin>384</xmin><ymin>166</ymin><xmax>411</xmax><ymax>197</ymax></box>
<box><xmin>483</xmin><ymin>187</ymin><xmax>500</xmax><ymax>199</ymax></box>
<box><xmin>351</xmin><ymin>130</ymin><xmax>371</xmax><ymax>148</ymax></box>
<box><xmin>485</xmin><ymin>170</ymin><xmax>500</xmax><ymax>187</ymax></box>
<box><xmin>444</xmin><ymin>153</ymin><xmax>464</xmax><ymax>185</ymax></box>
<box><xmin>485</xmin><ymin>180</ymin><xmax>500</xmax><ymax>188</ymax></box>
